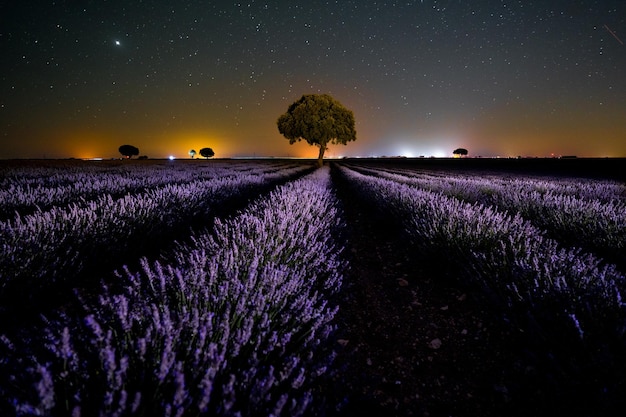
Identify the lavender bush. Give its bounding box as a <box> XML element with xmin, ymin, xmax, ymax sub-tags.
<box><xmin>0</xmin><ymin>163</ymin><xmax>313</xmax><ymax>309</ymax></box>
<box><xmin>352</xmin><ymin>163</ymin><xmax>626</xmax><ymax>203</ymax></box>
<box><xmin>2</xmin><ymin>167</ymin><xmax>345</xmax><ymax>416</ymax></box>
<box><xmin>0</xmin><ymin>161</ymin><xmax>303</xmax><ymax>220</ymax></box>
<box><xmin>347</xmin><ymin>163</ymin><xmax>626</xmax><ymax>268</ymax></box>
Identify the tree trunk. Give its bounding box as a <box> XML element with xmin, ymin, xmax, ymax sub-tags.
<box><xmin>317</xmin><ymin>145</ymin><xmax>325</xmax><ymax>167</ymax></box>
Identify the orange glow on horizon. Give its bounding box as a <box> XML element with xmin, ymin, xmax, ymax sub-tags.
<box><xmin>8</xmin><ymin>111</ymin><xmax>624</xmax><ymax>160</ymax></box>
<box><xmin>50</xmin><ymin>128</ymin><xmax>338</xmax><ymax>160</ymax></box>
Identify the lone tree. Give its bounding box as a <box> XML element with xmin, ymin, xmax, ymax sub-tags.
<box><xmin>199</xmin><ymin>147</ymin><xmax>215</xmax><ymax>159</ymax></box>
<box><xmin>453</xmin><ymin>148</ymin><xmax>468</xmax><ymax>158</ymax></box>
<box><xmin>277</xmin><ymin>94</ymin><xmax>356</xmax><ymax>167</ymax></box>
<box><xmin>119</xmin><ymin>144</ymin><xmax>139</xmax><ymax>159</ymax></box>
<box><xmin>189</xmin><ymin>149</ymin><xmax>197</xmax><ymax>159</ymax></box>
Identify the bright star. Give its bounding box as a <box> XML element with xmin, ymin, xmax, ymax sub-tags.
<box><xmin>115</xmin><ymin>40</ymin><xmax>121</xmax><ymax>46</ymax></box>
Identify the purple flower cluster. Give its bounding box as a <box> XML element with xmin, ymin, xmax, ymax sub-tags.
<box><xmin>348</xmin><ymin>163</ymin><xmax>626</xmax><ymax>266</ymax></box>
<box><xmin>338</xmin><ymin>165</ymin><xmax>625</xmax><ymax>344</ymax></box>
<box><xmin>0</xmin><ymin>161</ymin><xmax>282</xmax><ymax>220</ymax></box>
<box><xmin>4</xmin><ymin>167</ymin><xmax>345</xmax><ymax>416</ymax></box>
<box><xmin>0</xmin><ymin>162</ymin><xmax>312</xmax><ymax>305</ymax></box>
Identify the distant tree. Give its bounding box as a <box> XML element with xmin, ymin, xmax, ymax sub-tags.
<box><xmin>189</xmin><ymin>149</ymin><xmax>197</xmax><ymax>159</ymax></box>
<box><xmin>277</xmin><ymin>94</ymin><xmax>356</xmax><ymax>167</ymax></box>
<box><xmin>199</xmin><ymin>147</ymin><xmax>215</xmax><ymax>159</ymax></box>
<box><xmin>138</xmin><ymin>155</ymin><xmax>148</xmax><ymax>160</ymax></box>
<box><xmin>453</xmin><ymin>148</ymin><xmax>468</xmax><ymax>158</ymax></box>
<box><xmin>119</xmin><ymin>145</ymin><xmax>139</xmax><ymax>159</ymax></box>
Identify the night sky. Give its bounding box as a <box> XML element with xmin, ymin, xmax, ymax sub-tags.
<box><xmin>1</xmin><ymin>0</ymin><xmax>625</xmax><ymax>159</ymax></box>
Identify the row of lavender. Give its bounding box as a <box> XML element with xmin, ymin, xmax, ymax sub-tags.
<box><xmin>1</xmin><ymin>167</ymin><xmax>345</xmax><ymax>416</ymax></box>
<box><xmin>0</xmin><ymin>161</ymin><xmax>299</xmax><ymax>220</ymax></box>
<box><xmin>0</xmin><ymin>162</ymin><xmax>313</xmax><ymax>314</ymax></box>
<box><xmin>363</xmin><ymin>164</ymin><xmax>626</xmax><ymax>203</ymax></box>
<box><xmin>347</xmin><ymin>163</ymin><xmax>626</xmax><ymax>268</ymax></box>
<box><xmin>336</xmin><ymin>165</ymin><xmax>626</xmax><ymax>403</ymax></box>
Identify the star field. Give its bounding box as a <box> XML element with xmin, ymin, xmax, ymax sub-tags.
<box><xmin>1</xmin><ymin>0</ymin><xmax>625</xmax><ymax>159</ymax></box>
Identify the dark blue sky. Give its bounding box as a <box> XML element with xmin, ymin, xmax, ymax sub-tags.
<box><xmin>1</xmin><ymin>0</ymin><xmax>625</xmax><ymax>159</ymax></box>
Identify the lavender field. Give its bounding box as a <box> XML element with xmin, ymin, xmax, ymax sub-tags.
<box><xmin>0</xmin><ymin>158</ymin><xmax>625</xmax><ymax>416</ymax></box>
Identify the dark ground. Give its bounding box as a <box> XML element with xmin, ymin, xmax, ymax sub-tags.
<box><xmin>314</xmin><ymin>169</ymin><xmax>516</xmax><ymax>417</ymax></box>
<box><xmin>309</xmin><ymin>162</ymin><xmax>626</xmax><ymax>417</ymax></box>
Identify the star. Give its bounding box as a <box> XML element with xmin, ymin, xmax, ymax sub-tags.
<box><xmin>115</xmin><ymin>40</ymin><xmax>121</xmax><ymax>46</ymax></box>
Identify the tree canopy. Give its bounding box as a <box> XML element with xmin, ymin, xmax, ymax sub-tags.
<box><xmin>189</xmin><ymin>149</ymin><xmax>197</xmax><ymax>159</ymax></box>
<box><xmin>277</xmin><ymin>94</ymin><xmax>356</xmax><ymax>166</ymax></box>
<box><xmin>199</xmin><ymin>148</ymin><xmax>215</xmax><ymax>159</ymax></box>
<box><xmin>119</xmin><ymin>145</ymin><xmax>139</xmax><ymax>159</ymax></box>
<box><xmin>453</xmin><ymin>148</ymin><xmax>468</xmax><ymax>157</ymax></box>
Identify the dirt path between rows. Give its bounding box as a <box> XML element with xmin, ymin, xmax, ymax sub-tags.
<box><xmin>310</xmin><ymin>166</ymin><xmax>559</xmax><ymax>416</ymax></box>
